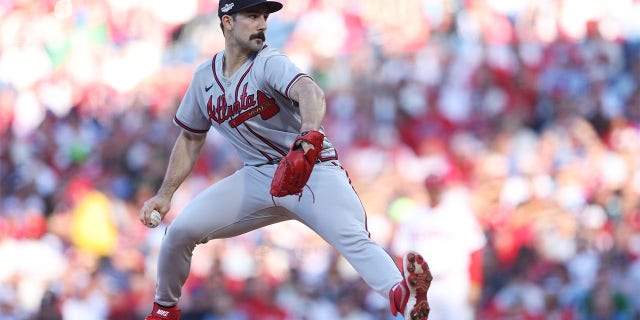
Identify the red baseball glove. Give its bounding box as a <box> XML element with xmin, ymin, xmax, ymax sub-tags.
<box><xmin>270</xmin><ymin>130</ymin><xmax>324</xmax><ymax>197</ymax></box>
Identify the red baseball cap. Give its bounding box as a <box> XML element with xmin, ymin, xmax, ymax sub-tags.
<box><xmin>218</xmin><ymin>0</ymin><xmax>283</xmax><ymax>18</ymax></box>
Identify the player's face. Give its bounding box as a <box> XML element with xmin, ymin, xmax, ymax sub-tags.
<box><xmin>232</xmin><ymin>7</ymin><xmax>270</xmax><ymax>53</ymax></box>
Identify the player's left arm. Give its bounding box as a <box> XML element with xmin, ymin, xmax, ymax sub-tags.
<box><xmin>288</xmin><ymin>76</ymin><xmax>326</xmax><ymax>153</ymax></box>
<box><xmin>269</xmin><ymin>76</ymin><xmax>326</xmax><ymax>197</ymax></box>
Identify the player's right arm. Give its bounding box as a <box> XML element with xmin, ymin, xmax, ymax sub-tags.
<box><xmin>140</xmin><ymin>130</ymin><xmax>206</xmax><ymax>226</ymax></box>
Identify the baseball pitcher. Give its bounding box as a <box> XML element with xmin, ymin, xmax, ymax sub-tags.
<box><xmin>139</xmin><ymin>1</ymin><xmax>432</xmax><ymax>319</ymax></box>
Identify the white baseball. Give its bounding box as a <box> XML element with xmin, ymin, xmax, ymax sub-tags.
<box><xmin>147</xmin><ymin>210</ymin><xmax>162</xmax><ymax>228</ymax></box>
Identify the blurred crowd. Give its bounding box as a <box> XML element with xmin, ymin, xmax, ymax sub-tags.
<box><xmin>3</xmin><ymin>0</ymin><xmax>640</xmax><ymax>319</ymax></box>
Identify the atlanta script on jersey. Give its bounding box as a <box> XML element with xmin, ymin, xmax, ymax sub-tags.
<box><xmin>173</xmin><ymin>45</ymin><xmax>337</xmax><ymax>166</ymax></box>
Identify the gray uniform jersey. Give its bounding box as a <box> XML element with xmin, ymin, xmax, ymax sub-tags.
<box><xmin>174</xmin><ymin>45</ymin><xmax>337</xmax><ymax>165</ymax></box>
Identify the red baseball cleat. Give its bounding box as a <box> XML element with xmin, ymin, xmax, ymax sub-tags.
<box><xmin>389</xmin><ymin>251</ymin><xmax>432</xmax><ymax>320</ymax></box>
<box><xmin>144</xmin><ymin>302</ymin><xmax>181</xmax><ymax>320</ymax></box>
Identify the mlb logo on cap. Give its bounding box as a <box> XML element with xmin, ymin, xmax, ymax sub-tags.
<box><xmin>217</xmin><ymin>0</ymin><xmax>283</xmax><ymax>18</ymax></box>
<box><xmin>220</xmin><ymin>2</ymin><xmax>234</xmax><ymax>13</ymax></box>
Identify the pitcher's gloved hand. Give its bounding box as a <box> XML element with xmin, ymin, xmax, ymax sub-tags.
<box><xmin>270</xmin><ymin>130</ymin><xmax>324</xmax><ymax>197</ymax></box>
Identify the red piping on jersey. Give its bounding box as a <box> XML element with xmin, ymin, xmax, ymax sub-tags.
<box><xmin>285</xmin><ymin>73</ymin><xmax>308</xmax><ymax>99</ymax></box>
<box><xmin>243</xmin><ymin>123</ymin><xmax>287</xmax><ymax>156</ymax></box>
<box><xmin>213</xmin><ymin>45</ymin><xmax>268</xmax><ymax>93</ymax></box>
<box><xmin>234</xmin><ymin>126</ymin><xmax>274</xmax><ymax>161</ymax></box>
<box><xmin>212</xmin><ymin>53</ymin><xmax>225</xmax><ymax>93</ymax></box>
<box><xmin>235</xmin><ymin>62</ymin><xmax>254</xmax><ymax>98</ymax></box>
<box><xmin>174</xmin><ymin>116</ymin><xmax>209</xmax><ymax>134</ymax></box>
